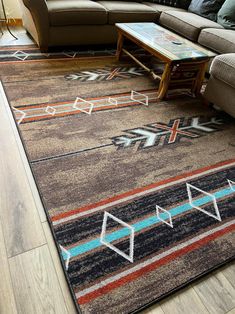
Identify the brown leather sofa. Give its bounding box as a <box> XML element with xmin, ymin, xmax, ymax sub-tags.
<box><xmin>19</xmin><ymin>0</ymin><xmax>235</xmax><ymax>54</ymax></box>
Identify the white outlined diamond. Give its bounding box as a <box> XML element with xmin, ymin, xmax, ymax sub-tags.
<box><xmin>186</xmin><ymin>183</ymin><xmax>221</xmax><ymax>221</ymax></box>
<box><xmin>12</xmin><ymin>50</ymin><xmax>29</xmax><ymax>61</ymax></box>
<box><xmin>13</xmin><ymin>107</ymin><xmax>26</xmax><ymax>125</ymax></box>
<box><xmin>100</xmin><ymin>211</ymin><xmax>135</xmax><ymax>263</ymax></box>
<box><xmin>59</xmin><ymin>245</ymin><xmax>71</xmax><ymax>270</ymax></box>
<box><xmin>63</xmin><ymin>50</ymin><xmax>77</xmax><ymax>58</ymax></box>
<box><xmin>156</xmin><ymin>205</ymin><xmax>173</xmax><ymax>228</ymax></box>
<box><xmin>45</xmin><ymin>106</ymin><xmax>56</xmax><ymax>115</ymax></box>
<box><xmin>73</xmin><ymin>97</ymin><xmax>94</xmax><ymax>115</ymax></box>
<box><xmin>228</xmin><ymin>179</ymin><xmax>235</xmax><ymax>191</ymax></box>
<box><xmin>108</xmin><ymin>97</ymin><xmax>118</xmax><ymax>106</ymax></box>
<box><xmin>131</xmin><ymin>90</ymin><xmax>149</xmax><ymax>106</ymax></box>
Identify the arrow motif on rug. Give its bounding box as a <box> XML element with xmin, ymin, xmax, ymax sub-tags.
<box><xmin>112</xmin><ymin>116</ymin><xmax>224</xmax><ymax>150</ymax></box>
<box><xmin>65</xmin><ymin>67</ymin><xmax>146</xmax><ymax>82</ymax></box>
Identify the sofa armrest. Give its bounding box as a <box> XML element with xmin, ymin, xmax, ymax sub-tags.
<box><xmin>21</xmin><ymin>0</ymin><xmax>50</xmax><ymax>50</ymax></box>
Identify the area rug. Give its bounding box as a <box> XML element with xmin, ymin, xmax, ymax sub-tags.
<box><xmin>1</xmin><ymin>47</ymin><xmax>235</xmax><ymax>314</ymax></box>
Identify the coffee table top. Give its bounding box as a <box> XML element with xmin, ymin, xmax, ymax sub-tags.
<box><xmin>116</xmin><ymin>22</ymin><xmax>217</xmax><ymax>61</ymax></box>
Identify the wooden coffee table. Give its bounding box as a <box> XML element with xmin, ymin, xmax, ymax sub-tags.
<box><xmin>115</xmin><ymin>23</ymin><xmax>216</xmax><ymax>100</ymax></box>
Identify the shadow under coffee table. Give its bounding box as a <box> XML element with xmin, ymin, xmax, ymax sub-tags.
<box><xmin>116</xmin><ymin>22</ymin><xmax>216</xmax><ymax>100</ymax></box>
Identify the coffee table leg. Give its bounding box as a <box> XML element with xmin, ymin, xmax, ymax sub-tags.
<box><xmin>193</xmin><ymin>61</ymin><xmax>208</xmax><ymax>96</ymax></box>
<box><xmin>116</xmin><ymin>32</ymin><xmax>124</xmax><ymax>61</ymax></box>
<box><xmin>158</xmin><ymin>63</ymin><xmax>172</xmax><ymax>100</ymax></box>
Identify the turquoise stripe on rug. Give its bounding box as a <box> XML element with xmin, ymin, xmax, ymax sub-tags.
<box><xmin>62</xmin><ymin>187</ymin><xmax>234</xmax><ymax>259</ymax></box>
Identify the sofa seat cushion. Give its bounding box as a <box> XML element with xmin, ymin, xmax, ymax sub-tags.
<box><xmin>142</xmin><ymin>3</ymin><xmax>186</xmax><ymax>19</ymax></box>
<box><xmin>97</xmin><ymin>1</ymin><xmax>157</xmax><ymax>24</ymax></box>
<box><xmin>160</xmin><ymin>11</ymin><xmax>223</xmax><ymax>41</ymax></box>
<box><xmin>210</xmin><ymin>53</ymin><xmax>235</xmax><ymax>89</ymax></box>
<box><xmin>47</xmin><ymin>0</ymin><xmax>107</xmax><ymax>26</ymax></box>
<box><xmin>198</xmin><ymin>28</ymin><xmax>235</xmax><ymax>54</ymax></box>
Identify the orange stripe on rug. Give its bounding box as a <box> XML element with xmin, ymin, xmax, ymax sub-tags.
<box><xmin>52</xmin><ymin>159</ymin><xmax>235</xmax><ymax>222</ymax></box>
<box><xmin>16</xmin><ymin>88</ymin><xmax>157</xmax><ymax>110</ymax></box>
<box><xmin>77</xmin><ymin>223</ymin><xmax>235</xmax><ymax>304</ymax></box>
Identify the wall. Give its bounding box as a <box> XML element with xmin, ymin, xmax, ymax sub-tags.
<box><xmin>2</xmin><ymin>0</ymin><xmax>22</xmax><ymax>18</ymax></box>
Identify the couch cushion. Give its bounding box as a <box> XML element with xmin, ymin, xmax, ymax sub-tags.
<box><xmin>97</xmin><ymin>1</ymin><xmax>157</xmax><ymax>24</ymax></box>
<box><xmin>188</xmin><ymin>0</ymin><xmax>225</xmax><ymax>21</ymax></box>
<box><xmin>142</xmin><ymin>3</ymin><xmax>186</xmax><ymax>17</ymax></box>
<box><xmin>210</xmin><ymin>53</ymin><xmax>235</xmax><ymax>89</ymax></box>
<box><xmin>47</xmin><ymin>0</ymin><xmax>107</xmax><ymax>26</ymax></box>
<box><xmin>198</xmin><ymin>28</ymin><xmax>235</xmax><ymax>54</ymax></box>
<box><xmin>160</xmin><ymin>11</ymin><xmax>223</xmax><ymax>41</ymax></box>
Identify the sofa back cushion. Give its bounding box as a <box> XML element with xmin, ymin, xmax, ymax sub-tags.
<box><xmin>149</xmin><ymin>0</ymin><xmax>191</xmax><ymax>9</ymax></box>
<box><xmin>188</xmin><ymin>0</ymin><xmax>225</xmax><ymax>21</ymax></box>
<box><xmin>217</xmin><ymin>0</ymin><xmax>235</xmax><ymax>29</ymax></box>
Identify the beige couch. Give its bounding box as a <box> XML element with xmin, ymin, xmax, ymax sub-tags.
<box><xmin>204</xmin><ymin>54</ymin><xmax>235</xmax><ymax>117</ymax></box>
<box><xmin>19</xmin><ymin>0</ymin><xmax>235</xmax><ymax>54</ymax></box>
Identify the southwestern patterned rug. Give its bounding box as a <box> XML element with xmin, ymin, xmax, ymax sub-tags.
<box><xmin>1</xmin><ymin>46</ymin><xmax>235</xmax><ymax>314</ymax></box>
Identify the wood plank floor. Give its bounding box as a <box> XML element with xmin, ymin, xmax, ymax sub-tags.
<box><xmin>0</xmin><ymin>29</ymin><xmax>234</xmax><ymax>314</ymax></box>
